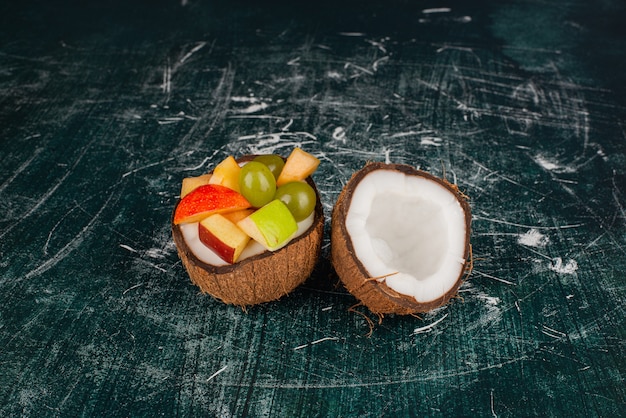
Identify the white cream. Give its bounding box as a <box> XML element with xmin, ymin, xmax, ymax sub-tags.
<box><xmin>180</xmin><ymin>212</ymin><xmax>315</xmax><ymax>266</ymax></box>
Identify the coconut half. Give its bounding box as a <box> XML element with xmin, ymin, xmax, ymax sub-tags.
<box><xmin>171</xmin><ymin>156</ymin><xmax>324</xmax><ymax>307</ymax></box>
<box><xmin>331</xmin><ymin>162</ymin><xmax>471</xmax><ymax>315</ymax></box>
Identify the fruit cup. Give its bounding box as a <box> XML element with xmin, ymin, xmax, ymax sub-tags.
<box><xmin>171</xmin><ymin>153</ymin><xmax>324</xmax><ymax>307</ymax></box>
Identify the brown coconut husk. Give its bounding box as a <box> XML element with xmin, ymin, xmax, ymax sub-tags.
<box><xmin>172</xmin><ymin>158</ymin><xmax>324</xmax><ymax>307</ymax></box>
<box><xmin>331</xmin><ymin>162</ymin><xmax>471</xmax><ymax>315</ymax></box>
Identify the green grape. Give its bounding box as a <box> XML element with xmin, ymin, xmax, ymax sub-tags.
<box><xmin>253</xmin><ymin>154</ymin><xmax>285</xmax><ymax>180</ymax></box>
<box><xmin>274</xmin><ymin>181</ymin><xmax>316</xmax><ymax>222</ymax></box>
<box><xmin>239</xmin><ymin>162</ymin><xmax>276</xmax><ymax>208</ymax></box>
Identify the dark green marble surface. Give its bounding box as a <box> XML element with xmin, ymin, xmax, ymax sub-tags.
<box><xmin>1</xmin><ymin>1</ymin><xmax>624</xmax><ymax>416</ymax></box>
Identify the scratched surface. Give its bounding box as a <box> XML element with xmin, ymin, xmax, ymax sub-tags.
<box><xmin>1</xmin><ymin>0</ymin><xmax>625</xmax><ymax>416</ymax></box>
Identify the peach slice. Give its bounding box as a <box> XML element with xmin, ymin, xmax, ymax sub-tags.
<box><xmin>173</xmin><ymin>184</ymin><xmax>251</xmax><ymax>225</ymax></box>
<box><xmin>276</xmin><ymin>148</ymin><xmax>320</xmax><ymax>186</ymax></box>
<box><xmin>181</xmin><ymin>174</ymin><xmax>212</xmax><ymax>198</ymax></box>
<box><xmin>208</xmin><ymin>155</ymin><xmax>241</xmax><ymax>192</ymax></box>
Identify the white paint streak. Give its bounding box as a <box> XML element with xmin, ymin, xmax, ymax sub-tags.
<box><xmin>1</xmin><ymin>139</ymin><xmax>95</xmax><ymax>240</ymax></box>
<box><xmin>542</xmin><ymin>325</ymin><xmax>566</xmax><ymax>339</ymax></box>
<box><xmin>233</xmin><ymin>102</ymin><xmax>269</xmax><ymax>114</ymax></box>
<box><xmin>332</xmin><ymin>127</ymin><xmax>347</xmax><ymax>143</ymax></box>
<box><xmin>183</xmin><ymin>157</ymin><xmax>211</xmax><ymax>171</ymax></box>
<box><xmin>533</xmin><ymin>154</ymin><xmax>576</xmax><ymax>173</ymax></box>
<box><xmin>476</xmin><ymin>294</ymin><xmax>501</xmax><ymax>306</ymax></box>
<box><xmin>281</xmin><ymin>119</ymin><xmax>294</xmax><ymax>131</ymax></box>
<box><xmin>344</xmin><ymin>62</ymin><xmax>374</xmax><ymax>77</ymax></box>
<box><xmin>207</xmin><ymin>365</ymin><xmax>228</xmax><ymax>382</ymax></box>
<box><xmin>230</xmin><ymin>96</ymin><xmax>261</xmax><ymax>103</ymax></box>
<box><xmin>234</xmin><ymin>132</ymin><xmax>317</xmax><ymax>155</ymax></box>
<box><xmin>22</xmin><ymin>191</ymin><xmax>116</xmax><ymax>281</ymax></box>
<box><xmin>372</xmin><ymin>56</ymin><xmax>389</xmax><ymax>71</ymax></box>
<box><xmin>162</xmin><ymin>63</ymin><xmax>171</xmax><ymax>94</ymax></box>
<box><xmin>549</xmin><ymin>257</ymin><xmax>578</xmax><ymax>274</ymax></box>
<box><xmin>122</xmin><ymin>156</ymin><xmax>177</xmax><ymax>178</ymax></box>
<box><xmin>338</xmin><ymin>32</ymin><xmax>366</xmax><ymax>37</ymax></box>
<box><xmin>294</xmin><ymin>337</ymin><xmax>339</xmax><ymax>350</ymax></box>
<box><xmin>0</xmin><ymin>146</ymin><xmax>42</xmax><ymax>195</ymax></box>
<box><xmin>145</xmin><ymin>248</ymin><xmax>167</xmax><ymax>259</ymax></box>
<box><xmin>120</xmin><ymin>244</ymin><xmax>138</xmax><ymax>253</ymax></box>
<box><xmin>214</xmin><ymin>357</ymin><xmax>530</xmax><ymax>388</ymax></box>
<box><xmin>473</xmin><ymin>215</ymin><xmax>584</xmax><ymax>230</ymax></box>
<box><xmin>179</xmin><ymin>42</ymin><xmax>207</xmax><ymax>64</ymax></box>
<box><xmin>422</xmin><ymin>8</ymin><xmax>451</xmax><ymax>14</ymax></box>
<box><xmin>420</xmin><ymin>136</ymin><xmax>443</xmax><ymax>147</ymax></box>
<box><xmin>327</xmin><ymin>70</ymin><xmax>343</xmax><ymax>80</ymax></box>
<box><xmin>413</xmin><ymin>313</ymin><xmax>449</xmax><ymax>334</ymax></box>
<box><xmin>473</xmin><ymin>270</ymin><xmax>515</xmax><ymax>285</ymax></box>
<box><xmin>386</xmin><ymin>130</ymin><xmax>431</xmax><ymax>139</ymax></box>
<box><xmin>123</xmin><ymin>283</ymin><xmax>144</xmax><ymax>295</ymax></box>
<box><xmin>157</xmin><ymin>117</ymin><xmax>185</xmax><ymax>125</ymax></box>
<box><xmin>44</xmin><ymin>208</ymin><xmax>78</xmax><ymax>256</ymax></box>
<box><xmin>384</xmin><ymin>148</ymin><xmax>391</xmax><ymax>164</ymax></box>
<box><xmin>366</xmin><ymin>39</ymin><xmax>387</xmax><ymax>54</ymax></box>
<box><xmin>517</xmin><ymin>229</ymin><xmax>550</xmax><ymax>247</ymax></box>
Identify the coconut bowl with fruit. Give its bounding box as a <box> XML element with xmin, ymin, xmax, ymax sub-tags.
<box><xmin>171</xmin><ymin>148</ymin><xmax>324</xmax><ymax>307</ymax></box>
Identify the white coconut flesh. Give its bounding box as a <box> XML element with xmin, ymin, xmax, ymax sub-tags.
<box><xmin>345</xmin><ymin>170</ymin><xmax>468</xmax><ymax>303</ymax></box>
<box><xmin>180</xmin><ymin>212</ymin><xmax>315</xmax><ymax>267</ymax></box>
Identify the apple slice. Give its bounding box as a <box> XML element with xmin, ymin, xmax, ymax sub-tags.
<box><xmin>237</xmin><ymin>200</ymin><xmax>298</xmax><ymax>251</ymax></box>
<box><xmin>198</xmin><ymin>214</ymin><xmax>251</xmax><ymax>264</ymax></box>
<box><xmin>276</xmin><ymin>148</ymin><xmax>320</xmax><ymax>186</ymax></box>
<box><xmin>181</xmin><ymin>174</ymin><xmax>212</xmax><ymax>198</ymax></box>
<box><xmin>208</xmin><ymin>155</ymin><xmax>242</xmax><ymax>192</ymax></box>
<box><xmin>173</xmin><ymin>184</ymin><xmax>251</xmax><ymax>225</ymax></box>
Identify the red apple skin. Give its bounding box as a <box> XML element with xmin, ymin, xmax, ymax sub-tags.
<box><xmin>198</xmin><ymin>223</ymin><xmax>236</xmax><ymax>264</ymax></box>
<box><xmin>197</xmin><ymin>214</ymin><xmax>251</xmax><ymax>264</ymax></box>
<box><xmin>173</xmin><ymin>184</ymin><xmax>251</xmax><ymax>224</ymax></box>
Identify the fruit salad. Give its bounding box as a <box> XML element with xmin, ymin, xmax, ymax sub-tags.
<box><xmin>174</xmin><ymin>148</ymin><xmax>320</xmax><ymax>266</ymax></box>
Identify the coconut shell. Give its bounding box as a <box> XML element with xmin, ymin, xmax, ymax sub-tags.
<box><xmin>331</xmin><ymin>162</ymin><xmax>471</xmax><ymax>315</ymax></box>
<box><xmin>172</xmin><ymin>157</ymin><xmax>324</xmax><ymax>307</ymax></box>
